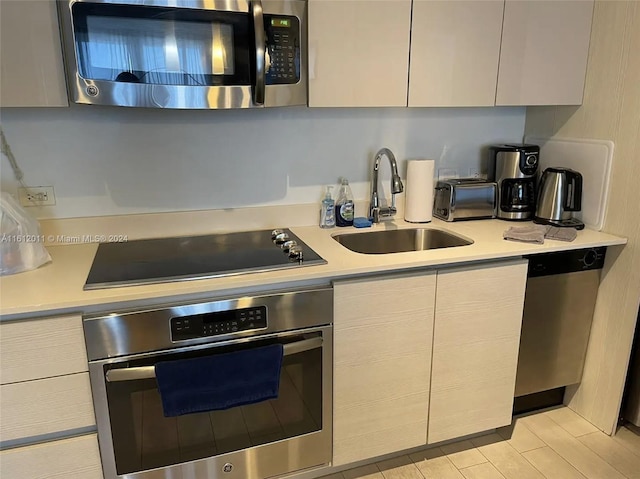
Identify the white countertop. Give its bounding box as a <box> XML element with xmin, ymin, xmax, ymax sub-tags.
<box><xmin>0</xmin><ymin>218</ymin><xmax>626</xmax><ymax>320</ymax></box>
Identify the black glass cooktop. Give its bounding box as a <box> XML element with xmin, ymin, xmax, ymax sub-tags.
<box><xmin>84</xmin><ymin>229</ymin><xmax>326</xmax><ymax>290</ymax></box>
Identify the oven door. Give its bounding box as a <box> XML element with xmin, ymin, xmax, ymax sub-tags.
<box><xmin>90</xmin><ymin>326</ymin><xmax>332</xmax><ymax>479</ymax></box>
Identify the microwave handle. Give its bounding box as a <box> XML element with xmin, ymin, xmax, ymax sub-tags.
<box><xmin>252</xmin><ymin>0</ymin><xmax>266</xmax><ymax>106</ymax></box>
<box><xmin>105</xmin><ymin>336</ymin><xmax>323</xmax><ymax>383</ymax></box>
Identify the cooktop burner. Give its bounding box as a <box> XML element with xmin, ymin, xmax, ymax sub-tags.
<box><xmin>84</xmin><ymin>229</ymin><xmax>326</xmax><ymax>290</ymax></box>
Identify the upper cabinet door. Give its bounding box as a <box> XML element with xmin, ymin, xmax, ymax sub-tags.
<box><xmin>308</xmin><ymin>0</ymin><xmax>411</xmax><ymax>107</ymax></box>
<box><xmin>496</xmin><ymin>0</ymin><xmax>594</xmax><ymax>106</ymax></box>
<box><xmin>0</xmin><ymin>0</ymin><xmax>68</xmax><ymax>107</ymax></box>
<box><xmin>408</xmin><ymin>0</ymin><xmax>504</xmax><ymax>107</ymax></box>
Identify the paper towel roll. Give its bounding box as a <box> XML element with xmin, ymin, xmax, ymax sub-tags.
<box><xmin>404</xmin><ymin>159</ymin><xmax>435</xmax><ymax>223</ymax></box>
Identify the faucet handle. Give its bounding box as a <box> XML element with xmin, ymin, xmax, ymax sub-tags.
<box><xmin>373</xmin><ymin>206</ymin><xmax>397</xmax><ymax>223</ymax></box>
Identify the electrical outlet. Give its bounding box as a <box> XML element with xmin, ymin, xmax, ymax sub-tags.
<box><xmin>18</xmin><ymin>186</ymin><xmax>56</xmax><ymax>207</ymax></box>
<box><xmin>438</xmin><ymin>168</ymin><xmax>459</xmax><ymax>180</ymax></box>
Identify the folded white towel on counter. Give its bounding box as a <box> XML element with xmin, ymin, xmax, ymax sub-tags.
<box><xmin>503</xmin><ymin>225</ymin><xmax>579</xmax><ymax>244</ymax></box>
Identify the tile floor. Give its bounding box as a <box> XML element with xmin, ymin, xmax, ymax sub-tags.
<box><xmin>321</xmin><ymin>407</ymin><xmax>640</xmax><ymax>479</ymax></box>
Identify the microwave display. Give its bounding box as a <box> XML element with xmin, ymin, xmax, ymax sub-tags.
<box><xmin>271</xmin><ymin>18</ymin><xmax>290</xmax><ymax>28</ymax></box>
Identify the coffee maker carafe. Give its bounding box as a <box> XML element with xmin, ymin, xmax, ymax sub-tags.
<box><xmin>488</xmin><ymin>144</ymin><xmax>539</xmax><ymax>221</ymax></box>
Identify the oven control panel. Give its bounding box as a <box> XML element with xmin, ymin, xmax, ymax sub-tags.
<box><xmin>171</xmin><ymin>306</ymin><xmax>267</xmax><ymax>341</ymax></box>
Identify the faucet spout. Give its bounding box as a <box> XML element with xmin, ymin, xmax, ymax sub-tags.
<box><xmin>370</xmin><ymin>148</ymin><xmax>404</xmax><ymax>223</ymax></box>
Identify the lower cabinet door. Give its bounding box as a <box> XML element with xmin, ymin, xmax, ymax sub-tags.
<box><xmin>333</xmin><ymin>271</ymin><xmax>436</xmax><ymax>466</ymax></box>
<box><xmin>0</xmin><ymin>434</ymin><xmax>103</xmax><ymax>479</ymax></box>
<box><xmin>428</xmin><ymin>260</ymin><xmax>528</xmax><ymax>444</ymax></box>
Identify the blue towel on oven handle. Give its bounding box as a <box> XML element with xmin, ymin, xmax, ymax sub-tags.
<box><xmin>154</xmin><ymin>343</ymin><xmax>284</xmax><ymax>417</ymax></box>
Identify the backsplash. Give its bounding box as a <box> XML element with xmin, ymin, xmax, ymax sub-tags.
<box><xmin>0</xmin><ymin>105</ymin><xmax>525</xmax><ymax>219</ymax></box>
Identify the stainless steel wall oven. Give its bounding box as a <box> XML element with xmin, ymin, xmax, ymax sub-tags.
<box><xmin>84</xmin><ymin>286</ymin><xmax>332</xmax><ymax>479</ymax></box>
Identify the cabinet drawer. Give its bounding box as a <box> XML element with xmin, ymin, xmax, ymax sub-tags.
<box><xmin>0</xmin><ymin>314</ymin><xmax>88</xmax><ymax>384</ymax></box>
<box><xmin>0</xmin><ymin>434</ymin><xmax>103</xmax><ymax>479</ymax></box>
<box><xmin>0</xmin><ymin>373</ymin><xmax>95</xmax><ymax>444</ymax></box>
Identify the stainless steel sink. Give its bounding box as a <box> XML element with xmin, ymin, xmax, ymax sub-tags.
<box><xmin>332</xmin><ymin>228</ymin><xmax>473</xmax><ymax>254</ymax></box>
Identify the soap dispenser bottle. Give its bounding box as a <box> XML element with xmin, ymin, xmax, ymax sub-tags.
<box><xmin>320</xmin><ymin>186</ymin><xmax>336</xmax><ymax>228</ymax></box>
<box><xmin>335</xmin><ymin>178</ymin><xmax>354</xmax><ymax>227</ymax></box>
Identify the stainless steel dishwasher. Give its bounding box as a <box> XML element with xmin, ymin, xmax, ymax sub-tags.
<box><xmin>514</xmin><ymin>247</ymin><xmax>607</xmax><ymax>408</ymax></box>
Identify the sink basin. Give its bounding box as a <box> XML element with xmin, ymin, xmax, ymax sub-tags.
<box><xmin>332</xmin><ymin>228</ymin><xmax>473</xmax><ymax>254</ymax></box>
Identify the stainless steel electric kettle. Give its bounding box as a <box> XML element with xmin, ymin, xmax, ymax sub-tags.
<box><xmin>534</xmin><ymin>167</ymin><xmax>585</xmax><ymax>229</ymax></box>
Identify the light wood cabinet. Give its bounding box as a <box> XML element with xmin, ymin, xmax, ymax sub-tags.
<box><xmin>0</xmin><ymin>314</ymin><xmax>100</xmax><ymax>476</ymax></box>
<box><xmin>0</xmin><ymin>314</ymin><xmax>88</xmax><ymax>385</ymax></box>
<box><xmin>428</xmin><ymin>259</ymin><xmax>528</xmax><ymax>444</ymax></box>
<box><xmin>308</xmin><ymin>0</ymin><xmax>411</xmax><ymax>107</ymax></box>
<box><xmin>496</xmin><ymin>0</ymin><xmax>594</xmax><ymax>106</ymax></box>
<box><xmin>408</xmin><ymin>0</ymin><xmax>504</xmax><ymax>107</ymax></box>
<box><xmin>310</xmin><ymin>0</ymin><xmax>593</xmax><ymax>107</ymax></box>
<box><xmin>0</xmin><ymin>0</ymin><xmax>68</xmax><ymax>107</ymax></box>
<box><xmin>332</xmin><ymin>271</ymin><xmax>436</xmax><ymax>466</ymax></box>
<box><xmin>0</xmin><ymin>373</ymin><xmax>95</xmax><ymax>443</ymax></box>
<box><xmin>0</xmin><ymin>434</ymin><xmax>103</xmax><ymax>479</ymax></box>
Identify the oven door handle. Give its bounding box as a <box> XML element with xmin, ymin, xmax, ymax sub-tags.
<box><xmin>105</xmin><ymin>336</ymin><xmax>323</xmax><ymax>383</ymax></box>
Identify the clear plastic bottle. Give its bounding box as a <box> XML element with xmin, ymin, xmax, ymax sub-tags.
<box><xmin>319</xmin><ymin>186</ymin><xmax>336</xmax><ymax>228</ymax></box>
<box><xmin>335</xmin><ymin>178</ymin><xmax>355</xmax><ymax>227</ymax></box>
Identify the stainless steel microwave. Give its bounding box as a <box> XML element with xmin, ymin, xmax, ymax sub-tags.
<box><xmin>58</xmin><ymin>0</ymin><xmax>307</xmax><ymax>109</ymax></box>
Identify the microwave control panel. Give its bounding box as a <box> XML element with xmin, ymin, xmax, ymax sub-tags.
<box><xmin>171</xmin><ymin>306</ymin><xmax>267</xmax><ymax>341</ymax></box>
<box><xmin>265</xmin><ymin>15</ymin><xmax>300</xmax><ymax>84</ymax></box>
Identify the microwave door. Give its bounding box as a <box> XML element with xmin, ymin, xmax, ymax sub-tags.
<box><xmin>252</xmin><ymin>0</ymin><xmax>266</xmax><ymax>105</ymax></box>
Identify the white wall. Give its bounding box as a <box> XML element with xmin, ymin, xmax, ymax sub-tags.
<box><xmin>525</xmin><ymin>0</ymin><xmax>640</xmax><ymax>434</ymax></box>
<box><xmin>0</xmin><ymin>104</ymin><xmax>525</xmax><ymax>219</ymax></box>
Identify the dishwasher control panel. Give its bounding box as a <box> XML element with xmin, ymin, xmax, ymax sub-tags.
<box><xmin>526</xmin><ymin>247</ymin><xmax>607</xmax><ymax>277</ymax></box>
<box><xmin>171</xmin><ymin>306</ymin><xmax>267</xmax><ymax>341</ymax></box>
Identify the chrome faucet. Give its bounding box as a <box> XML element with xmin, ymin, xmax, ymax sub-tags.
<box><xmin>369</xmin><ymin>147</ymin><xmax>404</xmax><ymax>223</ymax></box>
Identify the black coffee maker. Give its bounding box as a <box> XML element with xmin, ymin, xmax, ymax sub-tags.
<box><xmin>488</xmin><ymin>144</ymin><xmax>540</xmax><ymax>221</ymax></box>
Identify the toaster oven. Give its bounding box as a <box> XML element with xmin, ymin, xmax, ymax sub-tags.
<box><xmin>433</xmin><ymin>178</ymin><xmax>497</xmax><ymax>222</ymax></box>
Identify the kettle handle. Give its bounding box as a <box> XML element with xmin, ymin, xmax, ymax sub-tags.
<box><xmin>564</xmin><ymin>170</ymin><xmax>582</xmax><ymax>211</ymax></box>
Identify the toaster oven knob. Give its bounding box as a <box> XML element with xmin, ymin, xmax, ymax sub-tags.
<box><xmin>86</xmin><ymin>85</ymin><xmax>99</xmax><ymax>97</ymax></box>
<box><xmin>222</xmin><ymin>463</ymin><xmax>233</xmax><ymax>473</ymax></box>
